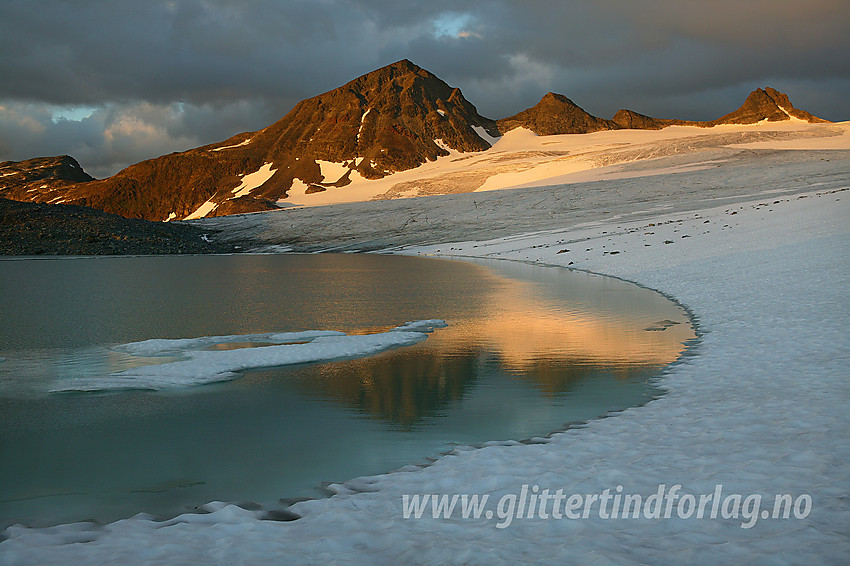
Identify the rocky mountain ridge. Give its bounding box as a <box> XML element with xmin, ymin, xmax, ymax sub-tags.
<box><xmin>0</xmin><ymin>60</ymin><xmax>829</xmax><ymax>221</ymax></box>
<box><xmin>505</xmin><ymin>87</ymin><xmax>827</xmax><ymax>135</ymax></box>
<box><xmin>0</xmin><ymin>156</ymin><xmax>94</xmax><ymax>203</ymax></box>
<box><xmin>12</xmin><ymin>60</ymin><xmax>500</xmax><ymax>221</ymax></box>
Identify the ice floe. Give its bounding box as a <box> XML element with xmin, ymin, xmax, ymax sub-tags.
<box><xmin>112</xmin><ymin>330</ymin><xmax>346</xmax><ymax>357</ymax></box>
<box><xmin>50</xmin><ymin>321</ymin><xmax>446</xmax><ymax>392</ymax></box>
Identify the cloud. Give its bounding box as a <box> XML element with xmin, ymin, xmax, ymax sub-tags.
<box><xmin>1</xmin><ymin>0</ymin><xmax>848</xmax><ymax>175</ymax></box>
<box><xmin>0</xmin><ymin>100</ymin><xmax>275</xmax><ymax>178</ymax></box>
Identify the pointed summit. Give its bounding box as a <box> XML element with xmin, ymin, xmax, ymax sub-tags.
<box><xmin>254</xmin><ymin>58</ymin><xmax>499</xmax><ymax>182</ymax></box>
<box><xmin>611</xmin><ymin>87</ymin><xmax>828</xmax><ymax>131</ymax></box>
<box><xmin>710</xmin><ymin>87</ymin><xmax>828</xmax><ymax>125</ymax></box>
<box><xmin>497</xmin><ymin>92</ymin><xmax>617</xmax><ymax>135</ymax></box>
<box><xmin>17</xmin><ymin>61</ymin><xmax>499</xmax><ymax>220</ymax></box>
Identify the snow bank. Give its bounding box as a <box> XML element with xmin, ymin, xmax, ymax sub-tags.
<box><xmin>49</xmin><ymin>321</ymin><xmax>446</xmax><ymax>392</ymax></box>
<box><xmin>316</xmin><ymin>160</ymin><xmax>350</xmax><ymax>183</ymax></box>
<box><xmin>357</xmin><ymin>108</ymin><xmax>372</xmax><ymax>141</ymax></box>
<box><xmin>472</xmin><ymin>125</ymin><xmax>501</xmax><ymax>146</ymax></box>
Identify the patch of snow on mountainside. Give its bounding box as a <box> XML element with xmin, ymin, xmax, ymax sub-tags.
<box><xmin>231</xmin><ymin>163</ymin><xmax>277</xmax><ymax>198</ymax></box>
<box><xmin>212</xmin><ymin>138</ymin><xmax>252</xmax><ymax>151</ymax></box>
<box><xmin>184</xmin><ymin>198</ymin><xmax>220</xmax><ymax>220</ymax></box>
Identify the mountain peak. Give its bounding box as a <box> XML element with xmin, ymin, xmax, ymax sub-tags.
<box><xmin>254</xmin><ymin>59</ymin><xmax>499</xmax><ymax>183</ymax></box>
<box><xmin>0</xmin><ymin>155</ymin><xmax>95</xmax><ymax>206</ymax></box>
<box><xmin>387</xmin><ymin>58</ymin><xmax>421</xmax><ymax>72</ymax></box>
<box><xmin>14</xmin><ymin>61</ymin><xmax>499</xmax><ymax>220</ymax></box>
<box><xmin>611</xmin><ymin>108</ymin><xmax>685</xmax><ymax>130</ymax></box>
<box><xmin>612</xmin><ymin>86</ymin><xmax>829</xmax><ymax>130</ymax></box>
<box><xmin>711</xmin><ymin>87</ymin><xmax>827</xmax><ymax>125</ymax></box>
<box><xmin>498</xmin><ymin>92</ymin><xmax>617</xmax><ymax>135</ymax></box>
<box><xmin>346</xmin><ymin>59</ymin><xmax>428</xmax><ymax>86</ymax></box>
<box><xmin>541</xmin><ymin>92</ymin><xmax>570</xmax><ymax>102</ymax></box>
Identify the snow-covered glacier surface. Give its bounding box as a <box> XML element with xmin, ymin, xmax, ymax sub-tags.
<box><xmin>2</xmin><ymin>189</ymin><xmax>848</xmax><ymax>564</ymax></box>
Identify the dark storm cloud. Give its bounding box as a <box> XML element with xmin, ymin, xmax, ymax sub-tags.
<box><xmin>1</xmin><ymin>0</ymin><xmax>848</xmax><ymax>176</ymax></box>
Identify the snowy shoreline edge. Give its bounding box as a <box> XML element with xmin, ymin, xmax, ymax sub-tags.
<box><xmin>2</xmin><ymin>185</ymin><xmax>848</xmax><ymax>564</ymax></box>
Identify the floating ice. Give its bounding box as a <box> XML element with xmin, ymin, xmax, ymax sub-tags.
<box><xmin>50</xmin><ymin>321</ymin><xmax>446</xmax><ymax>393</ymax></box>
<box><xmin>391</xmin><ymin>320</ymin><xmax>448</xmax><ymax>333</ymax></box>
<box><xmin>113</xmin><ymin>330</ymin><xmax>345</xmax><ymax>357</ymax></box>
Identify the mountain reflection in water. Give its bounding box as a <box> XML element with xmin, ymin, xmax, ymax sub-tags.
<box><xmin>0</xmin><ymin>254</ymin><xmax>694</xmax><ymax>527</ymax></box>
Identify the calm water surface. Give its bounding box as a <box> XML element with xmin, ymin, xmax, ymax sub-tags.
<box><xmin>0</xmin><ymin>254</ymin><xmax>694</xmax><ymax>527</ymax></box>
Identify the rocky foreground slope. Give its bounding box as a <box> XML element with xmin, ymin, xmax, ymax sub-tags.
<box><xmin>0</xmin><ymin>198</ymin><xmax>240</xmax><ymax>255</ymax></box>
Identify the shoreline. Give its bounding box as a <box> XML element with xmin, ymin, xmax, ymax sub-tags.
<box><xmin>0</xmin><ymin>254</ymin><xmax>689</xmax><ymax>532</ymax></box>
<box><xmin>2</xmin><ymin>180</ymin><xmax>848</xmax><ymax>563</ymax></box>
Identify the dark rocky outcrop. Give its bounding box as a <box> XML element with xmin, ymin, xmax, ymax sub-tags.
<box><xmin>510</xmin><ymin>87</ymin><xmax>828</xmax><ymax>135</ymax></box>
<box><xmin>497</xmin><ymin>92</ymin><xmax>617</xmax><ymax>135</ymax></box>
<box><xmin>612</xmin><ymin>109</ymin><xmax>692</xmax><ymax>130</ymax></box>
<box><xmin>0</xmin><ymin>155</ymin><xmax>94</xmax><ymax>203</ymax></box>
<box><xmin>251</xmin><ymin>58</ymin><xmax>499</xmax><ymax>180</ymax></box>
<box><xmin>615</xmin><ymin>87</ymin><xmax>827</xmax><ymax>130</ymax></box>
<box><xmin>0</xmin><ymin>198</ymin><xmax>241</xmax><ymax>255</ymax></box>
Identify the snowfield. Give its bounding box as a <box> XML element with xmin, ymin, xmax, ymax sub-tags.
<box><xmin>274</xmin><ymin>120</ymin><xmax>849</xmax><ymax>208</ymax></box>
<box><xmin>2</xmin><ymin>123</ymin><xmax>849</xmax><ymax>564</ymax></box>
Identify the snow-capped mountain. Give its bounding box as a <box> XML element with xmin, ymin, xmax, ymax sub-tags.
<box><xmin>0</xmin><ymin>59</ymin><xmax>829</xmax><ymax>222</ymax></box>
<box><xmin>0</xmin><ymin>60</ymin><xmax>499</xmax><ymax>221</ymax></box>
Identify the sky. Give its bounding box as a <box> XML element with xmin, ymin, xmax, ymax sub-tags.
<box><xmin>1</xmin><ymin>0</ymin><xmax>848</xmax><ymax>178</ymax></box>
